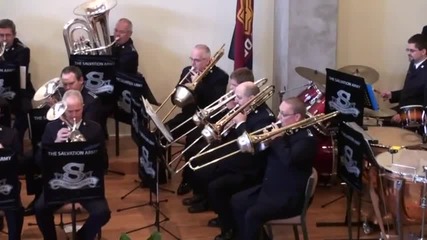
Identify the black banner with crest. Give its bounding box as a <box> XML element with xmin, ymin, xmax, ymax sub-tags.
<box><xmin>42</xmin><ymin>142</ymin><xmax>104</xmax><ymax>205</ymax></box>
<box><xmin>0</xmin><ymin>149</ymin><xmax>19</xmax><ymax>209</ymax></box>
<box><xmin>114</xmin><ymin>72</ymin><xmax>145</xmax><ymax>124</ymax></box>
<box><xmin>325</xmin><ymin>68</ymin><xmax>365</xmax><ymax>126</ymax></box>
<box><xmin>0</xmin><ymin>62</ymin><xmax>20</xmax><ymax>106</ymax></box>
<box><xmin>69</xmin><ymin>55</ymin><xmax>116</xmax><ymax>97</ymax></box>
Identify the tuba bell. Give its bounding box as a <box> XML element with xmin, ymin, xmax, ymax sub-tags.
<box><xmin>33</xmin><ymin>77</ymin><xmax>62</xmax><ymax>108</ymax></box>
<box><xmin>63</xmin><ymin>0</ymin><xmax>118</xmax><ymax>56</ymax></box>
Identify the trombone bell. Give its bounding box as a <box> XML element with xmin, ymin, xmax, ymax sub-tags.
<box><xmin>173</xmin><ymin>84</ymin><xmax>195</xmax><ymax>108</ymax></box>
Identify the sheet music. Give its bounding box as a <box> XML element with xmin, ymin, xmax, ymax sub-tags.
<box><xmin>142</xmin><ymin>97</ymin><xmax>173</xmax><ymax>142</ymax></box>
<box><xmin>344</xmin><ymin>121</ymin><xmax>374</xmax><ymax>141</ymax></box>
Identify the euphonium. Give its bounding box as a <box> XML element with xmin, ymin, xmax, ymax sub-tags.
<box><xmin>201</xmin><ymin>85</ymin><xmax>275</xmax><ymax>143</ymax></box>
<box><xmin>33</xmin><ymin>77</ymin><xmax>62</xmax><ymax>108</ymax></box>
<box><xmin>173</xmin><ymin>44</ymin><xmax>226</xmax><ymax>108</ymax></box>
<box><xmin>63</xmin><ymin>0</ymin><xmax>118</xmax><ymax>56</ymax></box>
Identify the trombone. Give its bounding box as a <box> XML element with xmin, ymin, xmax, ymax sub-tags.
<box><xmin>174</xmin><ymin>84</ymin><xmax>275</xmax><ymax>173</ymax></box>
<box><xmin>186</xmin><ymin>111</ymin><xmax>339</xmax><ymax>171</ymax></box>
<box><xmin>154</xmin><ymin>44</ymin><xmax>226</xmax><ymax>125</ymax></box>
<box><xmin>163</xmin><ymin>77</ymin><xmax>268</xmax><ymax>148</ymax></box>
<box><xmin>201</xmin><ymin>84</ymin><xmax>275</xmax><ymax>143</ymax></box>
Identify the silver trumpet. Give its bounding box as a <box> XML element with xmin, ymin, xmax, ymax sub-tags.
<box><xmin>67</xmin><ymin>117</ymin><xmax>86</xmax><ymax>142</ymax></box>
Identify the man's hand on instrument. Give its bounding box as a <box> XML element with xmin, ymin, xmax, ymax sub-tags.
<box><xmin>391</xmin><ymin>113</ymin><xmax>401</xmax><ymax>123</ymax></box>
<box><xmin>233</xmin><ymin>112</ymin><xmax>247</xmax><ymax>127</ymax></box>
<box><xmin>55</xmin><ymin>128</ymin><xmax>71</xmax><ymax>143</ymax></box>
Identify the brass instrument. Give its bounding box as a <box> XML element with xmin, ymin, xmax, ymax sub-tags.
<box><xmin>45</xmin><ymin>101</ymin><xmax>86</xmax><ymax>142</ymax></box>
<box><xmin>186</xmin><ymin>111</ymin><xmax>339</xmax><ymax>171</ymax></box>
<box><xmin>33</xmin><ymin>77</ymin><xmax>62</xmax><ymax>108</ymax></box>
<box><xmin>67</xmin><ymin>117</ymin><xmax>87</xmax><ymax>142</ymax></box>
<box><xmin>63</xmin><ymin>0</ymin><xmax>117</xmax><ymax>56</ymax></box>
<box><xmin>173</xmin><ymin>44</ymin><xmax>226</xmax><ymax>108</ymax></box>
<box><xmin>0</xmin><ymin>41</ymin><xmax>6</xmax><ymax>60</ymax></box>
<box><xmin>201</xmin><ymin>85</ymin><xmax>275</xmax><ymax>143</ymax></box>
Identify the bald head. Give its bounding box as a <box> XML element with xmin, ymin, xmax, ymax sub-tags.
<box><xmin>234</xmin><ymin>82</ymin><xmax>260</xmax><ymax>107</ymax></box>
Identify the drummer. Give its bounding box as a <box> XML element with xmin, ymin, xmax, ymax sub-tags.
<box><xmin>380</xmin><ymin>33</ymin><xmax>427</xmax><ymax>124</ymax></box>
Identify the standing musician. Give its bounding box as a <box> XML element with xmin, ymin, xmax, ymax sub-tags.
<box><xmin>0</xmin><ymin>125</ymin><xmax>24</xmax><ymax>240</ymax></box>
<box><xmin>167</xmin><ymin>44</ymin><xmax>229</xmax><ymax>195</ymax></box>
<box><xmin>380</xmin><ymin>33</ymin><xmax>427</xmax><ymax>123</ymax></box>
<box><xmin>34</xmin><ymin>90</ymin><xmax>110</xmax><ymax>240</ymax></box>
<box><xmin>0</xmin><ymin>19</ymin><xmax>35</xmax><ymax>145</ymax></box>
<box><xmin>231</xmin><ymin>97</ymin><xmax>316</xmax><ymax>240</ymax></box>
<box><xmin>112</xmin><ymin>18</ymin><xmax>139</xmax><ymax>74</ymax></box>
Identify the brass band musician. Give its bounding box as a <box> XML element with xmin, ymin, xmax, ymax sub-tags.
<box><xmin>34</xmin><ymin>90</ymin><xmax>110</xmax><ymax>240</ymax></box>
<box><xmin>231</xmin><ymin>97</ymin><xmax>316</xmax><ymax>240</ymax></box>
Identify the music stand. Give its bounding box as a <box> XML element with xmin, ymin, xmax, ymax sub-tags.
<box><xmin>0</xmin><ymin>62</ymin><xmax>20</xmax><ymax>127</ymax></box>
<box><xmin>117</xmin><ymin>97</ymin><xmax>179</xmax><ymax>239</ymax></box>
<box><xmin>42</xmin><ymin>142</ymin><xmax>105</xmax><ymax>240</ymax></box>
<box><xmin>0</xmin><ymin>149</ymin><xmax>18</xmax><ymax>236</ymax></box>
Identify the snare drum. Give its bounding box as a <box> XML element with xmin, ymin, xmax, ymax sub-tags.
<box><xmin>400</xmin><ymin>105</ymin><xmax>424</xmax><ymax>128</ymax></box>
<box><xmin>376</xmin><ymin>149</ymin><xmax>427</xmax><ymax>223</ymax></box>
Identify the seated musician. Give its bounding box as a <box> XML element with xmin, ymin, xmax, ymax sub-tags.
<box><xmin>0</xmin><ymin>125</ymin><xmax>24</xmax><ymax>240</ymax></box>
<box><xmin>0</xmin><ymin>19</ymin><xmax>35</xmax><ymax>145</ymax></box>
<box><xmin>380</xmin><ymin>33</ymin><xmax>427</xmax><ymax>124</ymax></box>
<box><xmin>231</xmin><ymin>97</ymin><xmax>316</xmax><ymax>240</ymax></box>
<box><xmin>166</xmin><ymin>44</ymin><xmax>229</xmax><ymax>194</ymax></box>
<box><xmin>182</xmin><ymin>67</ymin><xmax>256</xmax><ymax>207</ymax></box>
<box><xmin>34</xmin><ymin>90</ymin><xmax>110</xmax><ymax>240</ymax></box>
<box><xmin>112</xmin><ymin>18</ymin><xmax>139</xmax><ymax>75</ymax></box>
<box><xmin>23</xmin><ymin>65</ymin><xmax>104</xmax><ymax>216</ymax></box>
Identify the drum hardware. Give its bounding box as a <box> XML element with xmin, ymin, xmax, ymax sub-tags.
<box><xmin>337</xmin><ymin>65</ymin><xmax>380</xmax><ymax>85</ymax></box>
<box><xmin>400</xmin><ymin>105</ymin><xmax>424</xmax><ymax>129</ymax></box>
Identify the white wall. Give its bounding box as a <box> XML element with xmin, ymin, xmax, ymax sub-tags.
<box><xmin>0</xmin><ymin>0</ymin><xmax>274</xmax><ymax>134</ymax></box>
<box><xmin>338</xmin><ymin>0</ymin><xmax>427</xmax><ymax>108</ymax></box>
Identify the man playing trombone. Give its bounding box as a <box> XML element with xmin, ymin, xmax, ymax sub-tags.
<box><xmin>166</xmin><ymin>44</ymin><xmax>229</xmax><ymax>194</ymax></box>
<box><xmin>231</xmin><ymin>97</ymin><xmax>317</xmax><ymax>240</ymax></box>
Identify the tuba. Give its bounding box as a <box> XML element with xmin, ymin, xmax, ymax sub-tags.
<box><xmin>63</xmin><ymin>0</ymin><xmax>118</xmax><ymax>56</ymax></box>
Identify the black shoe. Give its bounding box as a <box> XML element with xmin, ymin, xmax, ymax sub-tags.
<box><xmin>0</xmin><ymin>216</ymin><xmax>4</xmax><ymax>231</ymax></box>
<box><xmin>214</xmin><ymin>229</ymin><xmax>234</xmax><ymax>240</ymax></box>
<box><xmin>182</xmin><ymin>195</ymin><xmax>205</xmax><ymax>206</ymax></box>
<box><xmin>24</xmin><ymin>198</ymin><xmax>36</xmax><ymax>216</ymax></box>
<box><xmin>188</xmin><ymin>200</ymin><xmax>208</xmax><ymax>213</ymax></box>
<box><xmin>208</xmin><ymin>217</ymin><xmax>221</xmax><ymax>228</ymax></box>
<box><xmin>177</xmin><ymin>182</ymin><xmax>192</xmax><ymax>195</ymax></box>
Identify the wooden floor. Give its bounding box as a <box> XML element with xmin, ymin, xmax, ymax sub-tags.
<box><xmin>5</xmin><ymin>136</ymin><xmax>414</xmax><ymax>240</ymax></box>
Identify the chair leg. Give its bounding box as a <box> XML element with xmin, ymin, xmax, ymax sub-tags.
<box><xmin>293</xmin><ymin>225</ymin><xmax>300</xmax><ymax>240</ymax></box>
<box><xmin>301</xmin><ymin>221</ymin><xmax>309</xmax><ymax>240</ymax></box>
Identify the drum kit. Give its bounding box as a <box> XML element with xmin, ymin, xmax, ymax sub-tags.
<box><xmin>295</xmin><ymin>66</ymin><xmax>427</xmax><ymax>238</ymax></box>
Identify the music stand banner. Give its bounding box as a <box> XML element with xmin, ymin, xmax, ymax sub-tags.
<box><xmin>325</xmin><ymin>68</ymin><xmax>365</xmax><ymax>126</ymax></box>
<box><xmin>338</xmin><ymin>123</ymin><xmax>364</xmax><ymax>191</ymax></box>
<box><xmin>131</xmin><ymin>96</ymin><xmax>149</xmax><ymax>143</ymax></box>
<box><xmin>42</xmin><ymin>142</ymin><xmax>105</xmax><ymax>205</ymax></box>
<box><xmin>0</xmin><ymin>62</ymin><xmax>20</xmax><ymax>103</ymax></box>
<box><xmin>115</xmin><ymin>72</ymin><xmax>145</xmax><ymax>124</ymax></box>
<box><xmin>134</xmin><ymin>126</ymin><xmax>158</xmax><ymax>192</ymax></box>
<box><xmin>0</xmin><ymin>149</ymin><xmax>19</xmax><ymax>209</ymax></box>
<box><xmin>27</xmin><ymin>107</ymin><xmax>49</xmax><ymax>146</ymax></box>
<box><xmin>69</xmin><ymin>55</ymin><xmax>116</xmax><ymax>97</ymax></box>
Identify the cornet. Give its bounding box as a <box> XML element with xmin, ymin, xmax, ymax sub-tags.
<box><xmin>67</xmin><ymin>117</ymin><xmax>87</xmax><ymax>142</ymax></box>
<box><xmin>64</xmin><ymin>0</ymin><xmax>117</xmax><ymax>56</ymax></box>
<box><xmin>186</xmin><ymin>111</ymin><xmax>339</xmax><ymax>171</ymax></box>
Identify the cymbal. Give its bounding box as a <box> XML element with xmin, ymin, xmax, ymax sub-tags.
<box><xmin>295</xmin><ymin>67</ymin><xmax>326</xmax><ymax>85</ymax></box>
<box><xmin>338</xmin><ymin>65</ymin><xmax>379</xmax><ymax>84</ymax></box>
<box><xmin>364</xmin><ymin>108</ymin><xmax>397</xmax><ymax>118</ymax></box>
<box><xmin>34</xmin><ymin>77</ymin><xmax>61</xmax><ymax>102</ymax></box>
